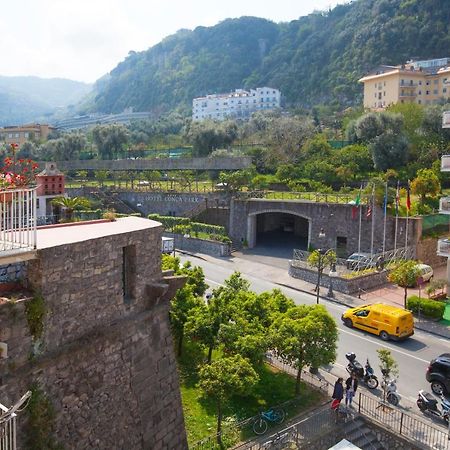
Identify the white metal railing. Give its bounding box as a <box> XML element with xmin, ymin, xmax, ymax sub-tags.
<box><xmin>437</xmin><ymin>238</ymin><xmax>450</xmax><ymax>256</ymax></box>
<box><xmin>439</xmin><ymin>197</ymin><xmax>450</xmax><ymax>214</ymax></box>
<box><xmin>441</xmin><ymin>155</ymin><xmax>450</xmax><ymax>171</ymax></box>
<box><xmin>0</xmin><ymin>188</ymin><xmax>37</xmax><ymax>255</ymax></box>
<box><xmin>0</xmin><ymin>403</ymin><xmax>17</xmax><ymax>450</ymax></box>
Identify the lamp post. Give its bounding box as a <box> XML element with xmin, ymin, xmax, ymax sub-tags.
<box><xmin>315</xmin><ymin>248</ymin><xmax>326</xmax><ymax>304</ymax></box>
<box><xmin>327</xmin><ymin>263</ymin><xmax>337</xmax><ymax>298</ymax></box>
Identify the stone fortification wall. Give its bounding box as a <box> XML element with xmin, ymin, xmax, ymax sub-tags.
<box><xmin>230</xmin><ymin>199</ymin><xmax>421</xmax><ymax>255</ymax></box>
<box><xmin>164</xmin><ymin>232</ymin><xmax>231</xmax><ymax>257</ymax></box>
<box><xmin>288</xmin><ymin>263</ymin><xmax>388</xmax><ymax>295</ymax></box>
<box><xmin>416</xmin><ymin>237</ymin><xmax>447</xmax><ymax>267</ymax></box>
<box><xmin>0</xmin><ymin>222</ymin><xmax>187</xmax><ymax>449</ymax></box>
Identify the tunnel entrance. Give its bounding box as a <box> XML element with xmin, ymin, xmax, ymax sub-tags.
<box><xmin>254</xmin><ymin>212</ymin><xmax>309</xmax><ymax>253</ymax></box>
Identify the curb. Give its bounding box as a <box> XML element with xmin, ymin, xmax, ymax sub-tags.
<box><xmin>275</xmin><ymin>282</ymin><xmax>450</xmax><ymax>340</ymax></box>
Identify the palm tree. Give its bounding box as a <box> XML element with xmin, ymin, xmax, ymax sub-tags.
<box><xmin>51</xmin><ymin>196</ymin><xmax>90</xmax><ymax>222</ymax></box>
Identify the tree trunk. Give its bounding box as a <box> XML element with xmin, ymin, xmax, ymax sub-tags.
<box><xmin>295</xmin><ymin>366</ymin><xmax>302</xmax><ymax>395</ymax></box>
<box><xmin>216</xmin><ymin>398</ymin><xmax>223</xmax><ymax>447</ymax></box>
<box><xmin>404</xmin><ymin>287</ymin><xmax>408</xmax><ymax>309</ymax></box>
<box><xmin>207</xmin><ymin>346</ymin><xmax>213</xmax><ymax>364</ymax></box>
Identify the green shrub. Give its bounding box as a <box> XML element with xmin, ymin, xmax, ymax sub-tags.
<box><xmin>191</xmin><ymin>222</ymin><xmax>226</xmax><ymax>236</ymax></box>
<box><xmin>148</xmin><ymin>214</ymin><xmax>190</xmax><ymax>230</ymax></box>
<box><xmin>209</xmin><ymin>234</ymin><xmax>232</xmax><ymax>244</ymax></box>
<box><xmin>407</xmin><ymin>295</ymin><xmax>446</xmax><ymax>319</ymax></box>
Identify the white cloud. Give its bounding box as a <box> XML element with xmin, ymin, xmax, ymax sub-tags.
<box><xmin>0</xmin><ymin>0</ymin><xmax>348</xmax><ymax>83</ymax></box>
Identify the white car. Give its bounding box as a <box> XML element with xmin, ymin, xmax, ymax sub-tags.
<box><xmin>345</xmin><ymin>252</ymin><xmax>372</xmax><ymax>270</ymax></box>
<box><xmin>416</xmin><ymin>264</ymin><xmax>434</xmax><ymax>283</ymax></box>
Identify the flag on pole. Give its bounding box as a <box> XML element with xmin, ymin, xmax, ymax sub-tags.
<box><xmin>406</xmin><ymin>180</ymin><xmax>411</xmax><ymax>211</ymax></box>
<box><xmin>395</xmin><ymin>181</ymin><xmax>400</xmax><ymax>216</ymax></box>
<box><xmin>366</xmin><ymin>204</ymin><xmax>372</xmax><ymax>218</ymax></box>
<box><xmin>352</xmin><ymin>188</ymin><xmax>361</xmax><ymax>220</ymax></box>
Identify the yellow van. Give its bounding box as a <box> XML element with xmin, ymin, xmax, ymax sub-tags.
<box><xmin>341</xmin><ymin>303</ymin><xmax>414</xmax><ymax>341</ymax></box>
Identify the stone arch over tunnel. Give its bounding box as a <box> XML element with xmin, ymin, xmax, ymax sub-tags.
<box><xmin>247</xmin><ymin>211</ymin><xmax>310</xmax><ymax>251</ymax></box>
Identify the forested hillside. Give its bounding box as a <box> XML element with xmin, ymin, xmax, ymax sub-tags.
<box><xmin>87</xmin><ymin>0</ymin><xmax>450</xmax><ymax>115</ymax></box>
<box><xmin>0</xmin><ymin>76</ymin><xmax>92</xmax><ymax>125</ymax></box>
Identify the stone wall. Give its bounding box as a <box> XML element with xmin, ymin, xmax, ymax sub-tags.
<box><xmin>230</xmin><ymin>199</ymin><xmax>421</xmax><ymax>255</ymax></box>
<box><xmin>165</xmin><ymin>232</ymin><xmax>231</xmax><ymax>257</ymax></box>
<box><xmin>416</xmin><ymin>237</ymin><xmax>447</xmax><ymax>267</ymax></box>
<box><xmin>0</xmin><ymin>222</ymin><xmax>188</xmax><ymax>449</ymax></box>
<box><xmin>0</xmin><ymin>262</ymin><xmax>26</xmax><ymax>284</ymax></box>
<box><xmin>288</xmin><ymin>263</ymin><xmax>389</xmax><ymax>295</ymax></box>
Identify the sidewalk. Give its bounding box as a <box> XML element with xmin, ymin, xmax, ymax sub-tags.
<box><xmin>191</xmin><ymin>251</ymin><xmax>450</xmax><ymax>340</ymax></box>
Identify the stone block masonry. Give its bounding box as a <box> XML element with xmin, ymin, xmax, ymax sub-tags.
<box><xmin>0</xmin><ymin>218</ymin><xmax>188</xmax><ymax>449</ymax></box>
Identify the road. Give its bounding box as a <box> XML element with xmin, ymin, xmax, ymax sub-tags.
<box><xmin>179</xmin><ymin>254</ymin><xmax>450</xmax><ymax>413</ymax></box>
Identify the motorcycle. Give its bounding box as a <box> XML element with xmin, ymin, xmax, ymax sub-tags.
<box><xmin>381</xmin><ymin>378</ymin><xmax>401</xmax><ymax>406</ymax></box>
<box><xmin>345</xmin><ymin>352</ymin><xmax>379</xmax><ymax>389</ymax></box>
<box><xmin>417</xmin><ymin>390</ymin><xmax>450</xmax><ymax>424</ymax></box>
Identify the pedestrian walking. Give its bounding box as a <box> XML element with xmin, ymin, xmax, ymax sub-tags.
<box><xmin>331</xmin><ymin>377</ymin><xmax>344</xmax><ymax>421</ymax></box>
<box><xmin>345</xmin><ymin>373</ymin><xmax>358</xmax><ymax>407</ymax></box>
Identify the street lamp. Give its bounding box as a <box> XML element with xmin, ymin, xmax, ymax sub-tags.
<box><xmin>327</xmin><ymin>263</ymin><xmax>337</xmax><ymax>298</ymax></box>
<box><xmin>315</xmin><ymin>248</ymin><xmax>326</xmax><ymax>304</ymax></box>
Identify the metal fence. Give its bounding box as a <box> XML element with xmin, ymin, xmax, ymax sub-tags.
<box><xmin>292</xmin><ymin>245</ymin><xmax>415</xmax><ymax>276</ymax></box>
<box><xmin>358</xmin><ymin>391</ymin><xmax>449</xmax><ymax>450</ymax></box>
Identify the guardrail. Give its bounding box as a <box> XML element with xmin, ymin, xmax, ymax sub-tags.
<box><xmin>0</xmin><ymin>402</ymin><xmax>17</xmax><ymax>450</ymax></box>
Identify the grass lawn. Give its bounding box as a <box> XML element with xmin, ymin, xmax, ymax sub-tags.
<box><xmin>178</xmin><ymin>343</ymin><xmax>325</xmax><ymax>448</ymax></box>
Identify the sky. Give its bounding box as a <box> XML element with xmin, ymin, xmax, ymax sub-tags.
<box><xmin>0</xmin><ymin>0</ymin><xmax>348</xmax><ymax>84</ymax></box>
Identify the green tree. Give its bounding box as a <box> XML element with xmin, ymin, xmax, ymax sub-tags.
<box><xmin>94</xmin><ymin>170</ymin><xmax>110</xmax><ymax>188</ymax></box>
<box><xmin>377</xmin><ymin>348</ymin><xmax>399</xmax><ymax>403</ymax></box>
<box><xmin>271</xmin><ymin>305</ymin><xmax>338</xmax><ymax>394</ymax></box>
<box><xmin>388</xmin><ymin>260</ymin><xmax>420</xmax><ymax>309</ymax></box>
<box><xmin>170</xmin><ymin>284</ymin><xmax>203</xmax><ymax>356</ymax></box>
<box><xmin>198</xmin><ymin>355</ymin><xmax>258</xmax><ymax>442</ymax></box>
<box><xmin>411</xmin><ymin>168</ymin><xmax>441</xmax><ymax>206</ymax></box>
<box><xmin>92</xmin><ymin>124</ymin><xmax>129</xmax><ymax>160</ymax></box>
<box><xmin>51</xmin><ymin>196</ymin><xmax>91</xmax><ymax>222</ymax></box>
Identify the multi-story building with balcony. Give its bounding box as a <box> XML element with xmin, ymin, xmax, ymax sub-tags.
<box><xmin>437</xmin><ymin>112</ymin><xmax>450</xmax><ymax>286</ymax></box>
<box><xmin>192</xmin><ymin>87</ymin><xmax>281</xmax><ymax>121</ymax></box>
<box><xmin>359</xmin><ymin>57</ymin><xmax>450</xmax><ymax>110</ymax></box>
<box><xmin>0</xmin><ymin>123</ymin><xmax>55</xmax><ymax>147</ymax></box>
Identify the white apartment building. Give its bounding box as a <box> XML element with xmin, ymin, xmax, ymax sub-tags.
<box><xmin>192</xmin><ymin>87</ymin><xmax>281</xmax><ymax>121</ymax></box>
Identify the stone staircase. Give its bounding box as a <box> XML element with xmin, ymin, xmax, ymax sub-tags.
<box><xmin>86</xmin><ymin>188</ymin><xmax>139</xmax><ymax>215</ymax></box>
<box><xmin>344</xmin><ymin>416</ymin><xmax>386</xmax><ymax>450</ymax></box>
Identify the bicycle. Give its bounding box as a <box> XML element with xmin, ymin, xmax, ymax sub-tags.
<box><xmin>252</xmin><ymin>407</ymin><xmax>286</xmax><ymax>435</ymax></box>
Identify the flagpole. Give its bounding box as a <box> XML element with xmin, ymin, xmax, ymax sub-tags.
<box><xmin>394</xmin><ymin>181</ymin><xmax>399</xmax><ymax>252</ymax></box>
<box><xmin>405</xmin><ymin>180</ymin><xmax>410</xmax><ymax>250</ymax></box>
<box><xmin>358</xmin><ymin>185</ymin><xmax>362</xmax><ymax>255</ymax></box>
<box><xmin>382</xmin><ymin>182</ymin><xmax>388</xmax><ymax>255</ymax></box>
<box><xmin>370</xmin><ymin>184</ymin><xmax>375</xmax><ymax>257</ymax></box>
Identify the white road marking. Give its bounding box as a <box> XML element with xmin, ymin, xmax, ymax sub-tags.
<box><xmin>339</xmin><ymin>328</ymin><xmax>429</xmax><ymax>363</ymax></box>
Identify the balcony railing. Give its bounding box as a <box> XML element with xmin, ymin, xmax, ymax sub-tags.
<box><xmin>441</xmin><ymin>155</ymin><xmax>450</xmax><ymax>171</ymax></box>
<box><xmin>0</xmin><ymin>188</ymin><xmax>37</xmax><ymax>256</ymax></box>
<box><xmin>437</xmin><ymin>238</ymin><xmax>450</xmax><ymax>257</ymax></box>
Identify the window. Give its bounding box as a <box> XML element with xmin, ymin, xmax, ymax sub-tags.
<box><xmin>418</xmin><ymin>90</ymin><xmax>422</xmax><ymax>95</ymax></box>
<box><xmin>426</xmin><ymin>90</ymin><xmax>430</xmax><ymax>95</ymax></box>
<box><xmin>14</xmin><ymin>133</ymin><xmax>19</xmax><ymax>138</ymax></box>
<box><xmin>426</xmin><ymin>81</ymin><xmax>430</xmax><ymax>85</ymax></box>
<box><xmin>419</xmin><ymin>80</ymin><xmax>422</xmax><ymax>85</ymax></box>
<box><xmin>374</xmin><ymin>93</ymin><xmax>377</xmax><ymax>98</ymax></box>
<box><xmin>433</xmin><ymin>89</ymin><xmax>438</xmax><ymax>95</ymax></box>
<box><xmin>383</xmin><ymin>91</ymin><xmax>386</xmax><ymax>96</ymax></box>
<box><xmin>24</xmin><ymin>132</ymin><xmax>29</xmax><ymax>138</ymax></box>
<box><xmin>444</xmin><ymin>88</ymin><xmax>447</xmax><ymax>93</ymax></box>
<box><xmin>418</xmin><ymin>100</ymin><xmax>422</xmax><ymax>104</ymax></box>
<box><xmin>122</xmin><ymin>245</ymin><xmax>136</xmax><ymax>304</ymax></box>
<box><xmin>434</xmin><ymin>79</ymin><xmax>438</xmax><ymax>84</ymax></box>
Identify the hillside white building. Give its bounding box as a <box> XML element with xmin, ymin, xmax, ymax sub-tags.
<box><xmin>192</xmin><ymin>87</ymin><xmax>281</xmax><ymax>121</ymax></box>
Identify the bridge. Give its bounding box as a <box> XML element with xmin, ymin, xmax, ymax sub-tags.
<box><xmin>40</xmin><ymin>156</ymin><xmax>252</xmax><ymax>171</ymax></box>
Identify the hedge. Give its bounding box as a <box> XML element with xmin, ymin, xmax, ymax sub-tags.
<box><xmin>148</xmin><ymin>214</ymin><xmax>190</xmax><ymax>229</ymax></box>
<box><xmin>407</xmin><ymin>296</ymin><xmax>446</xmax><ymax>319</ymax></box>
<box><xmin>148</xmin><ymin>214</ymin><xmax>226</xmax><ymax>235</ymax></box>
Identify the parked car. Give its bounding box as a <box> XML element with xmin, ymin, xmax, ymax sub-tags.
<box><xmin>346</xmin><ymin>252</ymin><xmax>372</xmax><ymax>270</ymax></box>
<box><xmin>415</xmin><ymin>263</ymin><xmax>434</xmax><ymax>284</ymax></box>
<box><xmin>426</xmin><ymin>353</ymin><xmax>450</xmax><ymax>396</ymax></box>
<box><xmin>341</xmin><ymin>303</ymin><xmax>414</xmax><ymax>341</ymax></box>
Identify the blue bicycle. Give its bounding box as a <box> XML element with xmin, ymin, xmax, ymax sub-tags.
<box><xmin>252</xmin><ymin>407</ymin><xmax>286</xmax><ymax>435</ymax></box>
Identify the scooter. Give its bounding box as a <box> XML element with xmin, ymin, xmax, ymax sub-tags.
<box><xmin>345</xmin><ymin>352</ymin><xmax>379</xmax><ymax>389</ymax></box>
<box><xmin>381</xmin><ymin>378</ymin><xmax>401</xmax><ymax>406</ymax></box>
<box><xmin>417</xmin><ymin>390</ymin><xmax>450</xmax><ymax>424</ymax></box>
